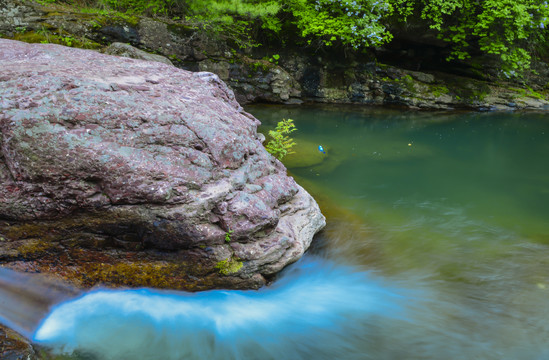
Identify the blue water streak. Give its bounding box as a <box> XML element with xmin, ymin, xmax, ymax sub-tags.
<box><xmin>33</xmin><ymin>257</ymin><xmax>406</xmax><ymax>360</ymax></box>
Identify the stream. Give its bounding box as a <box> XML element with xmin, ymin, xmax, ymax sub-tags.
<box><xmin>3</xmin><ymin>105</ymin><xmax>549</xmax><ymax>359</ymax></box>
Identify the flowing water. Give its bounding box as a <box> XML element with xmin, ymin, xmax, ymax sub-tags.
<box><xmin>2</xmin><ymin>106</ymin><xmax>549</xmax><ymax>359</ymax></box>
<box><xmin>250</xmin><ymin>105</ymin><xmax>549</xmax><ymax>359</ymax></box>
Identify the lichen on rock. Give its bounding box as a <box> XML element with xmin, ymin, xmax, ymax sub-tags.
<box><xmin>0</xmin><ymin>39</ymin><xmax>325</xmax><ymax>290</ymax></box>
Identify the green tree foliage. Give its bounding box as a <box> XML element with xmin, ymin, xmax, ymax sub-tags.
<box><xmin>100</xmin><ymin>0</ymin><xmax>175</xmax><ymax>15</ymax></box>
<box><xmin>73</xmin><ymin>0</ymin><xmax>549</xmax><ymax>76</ymax></box>
<box><xmin>265</xmin><ymin>119</ymin><xmax>297</xmax><ymax>160</ymax></box>
<box><xmin>284</xmin><ymin>0</ymin><xmax>393</xmax><ymax>48</ymax></box>
<box><xmin>183</xmin><ymin>0</ymin><xmax>282</xmax><ymax>48</ymax></box>
<box><xmin>179</xmin><ymin>0</ymin><xmax>393</xmax><ymax>49</ymax></box>
<box><xmin>391</xmin><ymin>0</ymin><xmax>549</xmax><ymax>76</ymax></box>
<box><xmin>182</xmin><ymin>0</ymin><xmax>549</xmax><ymax>75</ymax></box>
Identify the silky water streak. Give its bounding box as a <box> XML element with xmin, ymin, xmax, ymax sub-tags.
<box><xmin>32</xmin><ymin>257</ymin><xmax>406</xmax><ymax>360</ymax></box>
<box><xmin>0</xmin><ymin>267</ymin><xmax>79</xmax><ymax>338</ymax></box>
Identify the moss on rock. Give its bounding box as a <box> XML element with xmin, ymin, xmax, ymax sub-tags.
<box><xmin>0</xmin><ymin>325</ymin><xmax>36</xmax><ymax>360</ymax></box>
<box><xmin>80</xmin><ymin>261</ymin><xmax>181</xmax><ymax>288</ymax></box>
<box><xmin>12</xmin><ymin>30</ymin><xmax>101</xmax><ymax>49</ymax></box>
<box><xmin>215</xmin><ymin>256</ymin><xmax>243</xmax><ymax>275</ymax></box>
<box><xmin>16</xmin><ymin>239</ymin><xmax>56</xmax><ymax>256</ymax></box>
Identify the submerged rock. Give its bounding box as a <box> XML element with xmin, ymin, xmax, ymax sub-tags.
<box><xmin>282</xmin><ymin>139</ymin><xmax>327</xmax><ymax>169</ymax></box>
<box><xmin>0</xmin><ymin>39</ymin><xmax>325</xmax><ymax>290</ymax></box>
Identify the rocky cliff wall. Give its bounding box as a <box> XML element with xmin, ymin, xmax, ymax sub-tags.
<box><xmin>1</xmin><ymin>0</ymin><xmax>549</xmax><ymax>111</ymax></box>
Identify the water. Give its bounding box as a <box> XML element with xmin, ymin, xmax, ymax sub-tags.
<box><xmin>0</xmin><ymin>268</ymin><xmax>78</xmax><ymax>338</ymax></box>
<box><xmin>250</xmin><ymin>105</ymin><xmax>549</xmax><ymax>358</ymax></box>
<box><xmin>3</xmin><ymin>106</ymin><xmax>549</xmax><ymax>359</ymax></box>
<box><xmin>33</xmin><ymin>257</ymin><xmax>407</xmax><ymax>360</ymax></box>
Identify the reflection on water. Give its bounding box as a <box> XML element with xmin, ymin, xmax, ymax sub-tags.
<box><xmin>3</xmin><ymin>105</ymin><xmax>549</xmax><ymax>359</ymax></box>
<box><xmin>249</xmin><ymin>105</ymin><xmax>549</xmax><ymax>359</ymax></box>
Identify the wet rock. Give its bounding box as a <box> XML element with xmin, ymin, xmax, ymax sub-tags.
<box><xmin>0</xmin><ymin>39</ymin><xmax>325</xmax><ymax>290</ymax></box>
<box><xmin>0</xmin><ymin>325</ymin><xmax>36</xmax><ymax>360</ymax></box>
<box><xmin>198</xmin><ymin>60</ymin><xmax>230</xmax><ymax>81</ymax></box>
<box><xmin>228</xmin><ymin>59</ymin><xmax>302</xmax><ymax>104</ymax></box>
<box><xmin>405</xmin><ymin>70</ymin><xmax>435</xmax><ymax>84</ymax></box>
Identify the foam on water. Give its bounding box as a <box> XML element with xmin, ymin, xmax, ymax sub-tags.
<box><xmin>33</xmin><ymin>257</ymin><xmax>405</xmax><ymax>360</ymax></box>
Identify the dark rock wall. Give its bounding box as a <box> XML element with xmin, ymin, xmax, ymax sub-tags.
<box><xmin>2</xmin><ymin>0</ymin><xmax>548</xmax><ymax>110</ymax></box>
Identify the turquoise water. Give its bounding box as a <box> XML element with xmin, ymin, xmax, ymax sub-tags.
<box><xmin>33</xmin><ymin>258</ymin><xmax>406</xmax><ymax>360</ymax></box>
<box><xmin>28</xmin><ymin>106</ymin><xmax>549</xmax><ymax>359</ymax></box>
<box><xmin>250</xmin><ymin>105</ymin><xmax>549</xmax><ymax>359</ymax></box>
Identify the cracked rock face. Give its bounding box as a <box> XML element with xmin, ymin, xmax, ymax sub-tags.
<box><xmin>0</xmin><ymin>39</ymin><xmax>325</xmax><ymax>290</ymax></box>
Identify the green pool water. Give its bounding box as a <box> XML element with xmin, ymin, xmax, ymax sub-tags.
<box><xmin>249</xmin><ymin>104</ymin><xmax>549</xmax><ymax>359</ymax></box>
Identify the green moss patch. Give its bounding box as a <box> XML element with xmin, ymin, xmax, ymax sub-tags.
<box><xmin>215</xmin><ymin>256</ymin><xmax>243</xmax><ymax>275</ymax></box>
<box><xmin>12</xmin><ymin>30</ymin><xmax>101</xmax><ymax>50</ymax></box>
<box><xmin>16</xmin><ymin>239</ymin><xmax>56</xmax><ymax>256</ymax></box>
<box><xmin>81</xmin><ymin>261</ymin><xmax>180</xmax><ymax>288</ymax></box>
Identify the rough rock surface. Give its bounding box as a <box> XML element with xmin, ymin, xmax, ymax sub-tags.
<box><xmin>0</xmin><ymin>39</ymin><xmax>325</xmax><ymax>290</ymax></box>
<box><xmin>0</xmin><ymin>325</ymin><xmax>36</xmax><ymax>360</ymax></box>
<box><xmin>103</xmin><ymin>42</ymin><xmax>173</xmax><ymax>65</ymax></box>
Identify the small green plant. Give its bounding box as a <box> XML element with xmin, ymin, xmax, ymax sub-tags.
<box><xmin>61</xmin><ymin>35</ymin><xmax>75</xmax><ymax>47</ymax></box>
<box><xmin>168</xmin><ymin>54</ymin><xmax>182</xmax><ymax>62</ymax></box>
<box><xmin>269</xmin><ymin>54</ymin><xmax>280</xmax><ymax>64</ymax></box>
<box><xmin>509</xmin><ymin>86</ymin><xmax>546</xmax><ymax>101</ymax></box>
<box><xmin>224</xmin><ymin>229</ymin><xmax>234</xmax><ymax>243</ymax></box>
<box><xmin>250</xmin><ymin>60</ymin><xmax>271</xmax><ymax>73</ymax></box>
<box><xmin>15</xmin><ymin>26</ymin><xmax>27</xmax><ymax>34</ymax></box>
<box><xmin>524</xmin><ymin>86</ymin><xmax>545</xmax><ymax>100</ymax></box>
<box><xmin>37</xmin><ymin>26</ymin><xmax>49</xmax><ymax>36</ymax></box>
<box><xmin>431</xmin><ymin>85</ymin><xmax>449</xmax><ymax>98</ymax></box>
<box><xmin>36</xmin><ymin>26</ymin><xmax>51</xmax><ymax>43</ymax></box>
<box><xmin>265</xmin><ymin>119</ymin><xmax>297</xmax><ymax>160</ymax></box>
<box><xmin>261</xmin><ymin>54</ymin><xmax>280</xmax><ymax>65</ymax></box>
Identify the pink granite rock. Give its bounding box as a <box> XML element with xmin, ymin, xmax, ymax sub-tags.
<box><xmin>0</xmin><ymin>39</ymin><xmax>325</xmax><ymax>289</ymax></box>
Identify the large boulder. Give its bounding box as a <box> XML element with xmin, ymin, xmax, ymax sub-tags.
<box><xmin>0</xmin><ymin>39</ymin><xmax>325</xmax><ymax>290</ymax></box>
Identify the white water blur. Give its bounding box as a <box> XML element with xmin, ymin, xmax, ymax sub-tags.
<box><xmin>33</xmin><ymin>257</ymin><xmax>408</xmax><ymax>360</ymax></box>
